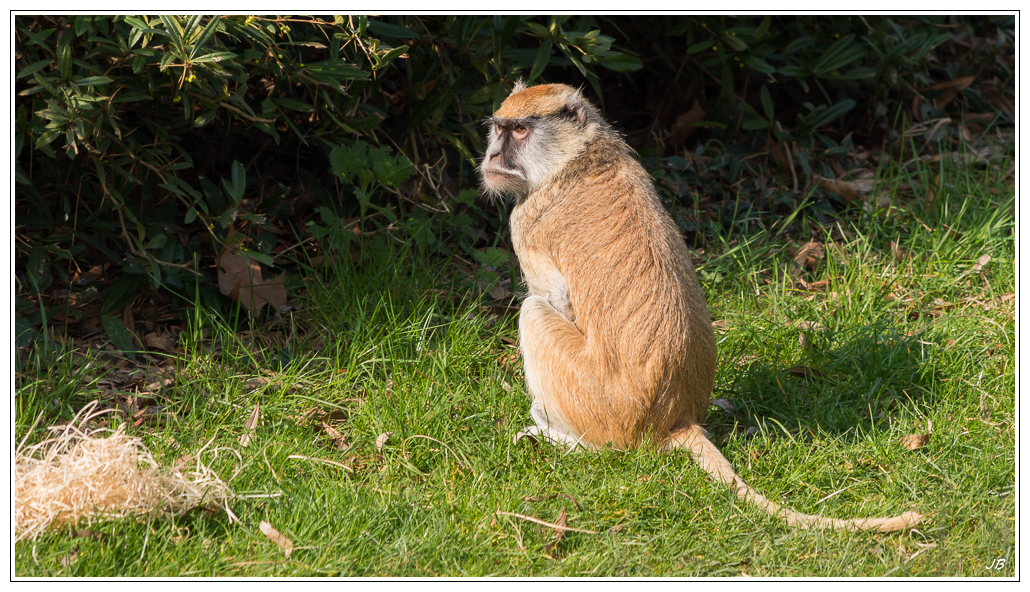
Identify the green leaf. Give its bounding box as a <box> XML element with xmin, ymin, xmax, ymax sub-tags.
<box><xmin>455</xmin><ymin>189</ymin><xmax>478</xmax><ymax>205</ymax></box>
<box><xmin>784</xmin><ymin>36</ymin><xmax>815</xmax><ymax>55</ymax></box>
<box><xmin>159</xmin><ymin>14</ymin><xmax>184</xmax><ymax>48</ymax></box>
<box><xmin>144</xmin><ymin>233</ymin><xmax>168</xmax><ymax>250</ymax></box>
<box><xmin>26</xmin><ymin>244</ymin><xmax>52</xmax><ymax>292</ymax></box>
<box><xmin>523</xmin><ymin>22</ymin><xmax>551</xmax><ymax>38</ymax></box>
<box><xmin>374</xmin><ymin>44</ymin><xmax>409</xmax><ymax>70</ymax></box>
<box><xmin>193</xmin><ymin>110</ymin><xmax>217</xmax><ymax>127</ymax></box>
<box><xmin>240</xmin><ymin>249</ymin><xmax>274</xmax><ymax>267</ymax></box>
<box><xmin>755</xmin><ymin>15</ymin><xmax>772</xmax><ymax>38</ymax></box>
<box><xmin>16</xmin><ymin>59</ymin><xmax>52</xmax><ymax>79</ymax></box>
<box><xmin>102</xmin><ymin>314</ymin><xmax>137</xmax><ymax>361</ymax></box>
<box><xmin>230</xmin><ymin>160</ymin><xmax>246</xmax><ymax>203</ymax></box>
<box><xmin>559</xmin><ymin>44</ymin><xmax>588</xmax><ymax>77</ymax></box>
<box><xmin>74</xmin><ymin>15</ymin><xmax>92</xmax><ymax>36</ymax></box>
<box><xmin>191</xmin><ymin>15</ymin><xmax>221</xmax><ymax>57</ymax></box>
<box><xmin>742</xmin><ymin>118</ymin><xmax>771</xmax><ymax>130</ymax></box>
<box><xmin>366</xmin><ymin>20</ymin><xmax>419</xmax><ymax>39</ymax></box>
<box><xmin>741</xmin><ymin>54</ymin><xmax>776</xmax><ymax>75</ymax></box>
<box><xmin>437</xmin><ymin>129</ymin><xmax>476</xmax><ymax>166</ymax></box>
<box><xmin>779</xmin><ymin>65</ymin><xmax>809</xmax><ymax>78</ymax></box>
<box><xmin>77</xmin><ymin>76</ymin><xmax>113</xmax><ymax>86</ymax></box>
<box><xmin>688</xmin><ymin>38</ymin><xmax>716</xmax><ymax>54</ymax></box>
<box><xmin>329</xmin><ymin>141</ymin><xmax>369</xmax><ymax>181</ymax></box>
<box><xmin>270</xmin><ymin>97</ymin><xmax>315</xmax><ymax>112</ymax></box>
<box><xmin>813</xmin><ymin>34</ymin><xmax>859</xmax><ymax>73</ymax></box>
<box><xmin>184</xmin><ymin>206</ymin><xmax>198</xmax><ymax>224</ymax></box>
<box><xmin>593</xmin><ymin>53</ymin><xmax>643</xmax><ymax>73</ymax></box>
<box><xmin>837</xmin><ymin>66</ymin><xmax>877</xmax><ymax>80</ymax></box>
<box><xmin>528</xmin><ymin>40</ymin><xmax>552</xmax><ymax>82</ymax></box>
<box><xmin>722</xmin><ymin>32</ymin><xmax>748</xmax><ymax>52</ymax></box>
<box><xmin>191</xmin><ymin>51</ymin><xmax>236</xmax><ymax>64</ymax></box>
<box><xmin>182</xmin><ymin>14</ymin><xmax>202</xmax><ymax>44</ymax></box>
<box><xmin>35</xmin><ymin>129</ymin><xmax>61</xmax><ymax>150</ymax></box>
<box><xmin>15</xmin><ymin>317</ymin><xmax>38</xmax><ymax>348</ymax></box>
<box><xmin>112</xmin><ymin>92</ymin><xmax>153</xmax><ymax>103</ymax></box>
<box><xmin>170</xmin><ymin>175</ymin><xmax>202</xmax><ymax>200</ymax></box>
<box><xmin>303</xmin><ymin>59</ymin><xmax>370</xmax><ymax>80</ymax></box>
<box><xmin>760</xmin><ymin>84</ymin><xmax>774</xmax><ymax>121</ymax></box>
<box><xmin>812</xmin><ymin>99</ymin><xmax>856</xmax><ymax>128</ymax></box>
<box><xmin>59</xmin><ymin>43</ymin><xmax>72</xmax><ymax>81</ymax></box>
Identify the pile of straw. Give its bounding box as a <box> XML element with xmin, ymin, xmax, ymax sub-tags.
<box><xmin>15</xmin><ymin>402</ymin><xmax>234</xmax><ymax>541</ymax></box>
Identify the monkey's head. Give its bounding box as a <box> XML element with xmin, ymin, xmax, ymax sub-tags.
<box><xmin>479</xmin><ymin>81</ymin><xmax>601</xmax><ymax>200</ymax></box>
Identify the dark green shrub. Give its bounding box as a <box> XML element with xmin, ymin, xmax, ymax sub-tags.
<box><xmin>14</xmin><ymin>15</ymin><xmax>1013</xmax><ymax>354</ymax></box>
<box><xmin>15</xmin><ymin>15</ymin><xmax>640</xmax><ymax>350</ymax></box>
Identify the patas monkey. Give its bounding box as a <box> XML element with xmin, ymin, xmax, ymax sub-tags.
<box><xmin>480</xmin><ymin>81</ymin><xmax>923</xmax><ymax>532</ymax></box>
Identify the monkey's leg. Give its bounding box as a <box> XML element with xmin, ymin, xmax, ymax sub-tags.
<box><xmin>516</xmin><ymin>295</ymin><xmax>590</xmax><ymax>449</ymax></box>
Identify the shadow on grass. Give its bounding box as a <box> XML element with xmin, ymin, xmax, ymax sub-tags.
<box><xmin>710</xmin><ymin>319</ymin><xmax>943</xmax><ymax>442</ymax></box>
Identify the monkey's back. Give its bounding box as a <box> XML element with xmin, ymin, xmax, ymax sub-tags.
<box><xmin>511</xmin><ymin>130</ymin><xmax>716</xmax><ymax>447</ymax></box>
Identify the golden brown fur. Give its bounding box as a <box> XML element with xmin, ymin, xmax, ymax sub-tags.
<box><xmin>480</xmin><ymin>81</ymin><xmax>923</xmax><ymax>531</ymax></box>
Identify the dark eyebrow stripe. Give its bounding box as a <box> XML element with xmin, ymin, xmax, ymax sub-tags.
<box><xmin>490</xmin><ymin>115</ymin><xmax>541</xmax><ymax>126</ymax></box>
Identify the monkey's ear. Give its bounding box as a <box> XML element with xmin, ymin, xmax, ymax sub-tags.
<box><xmin>511</xmin><ymin>78</ymin><xmax>528</xmax><ymax>95</ymax></box>
<box><xmin>563</xmin><ymin>87</ymin><xmax>590</xmax><ymax>127</ymax></box>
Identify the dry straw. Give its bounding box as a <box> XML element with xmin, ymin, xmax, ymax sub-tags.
<box><xmin>15</xmin><ymin>401</ymin><xmax>234</xmax><ymax>541</ymax></box>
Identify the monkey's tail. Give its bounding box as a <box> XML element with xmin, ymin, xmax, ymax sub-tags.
<box><xmin>668</xmin><ymin>424</ymin><xmax>923</xmax><ymax>532</ymax></box>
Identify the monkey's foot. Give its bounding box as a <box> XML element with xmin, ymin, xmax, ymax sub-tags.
<box><xmin>514</xmin><ymin>425</ymin><xmax>581</xmax><ymax>450</ymax></box>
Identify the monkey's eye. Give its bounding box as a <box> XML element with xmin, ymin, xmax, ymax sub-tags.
<box><xmin>511</xmin><ymin>124</ymin><xmax>529</xmax><ymax>139</ymax></box>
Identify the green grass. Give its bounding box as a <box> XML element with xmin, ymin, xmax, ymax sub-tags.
<box><xmin>14</xmin><ymin>157</ymin><xmax>1014</xmax><ymax>577</ymax></box>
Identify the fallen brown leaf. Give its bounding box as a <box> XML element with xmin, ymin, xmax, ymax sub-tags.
<box><xmin>668</xmin><ymin>99</ymin><xmax>707</xmax><ymax>149</ymax></box>
<box><xmin>258</xmin><ymin>520</ymin><xmax>293</xmax><ymax>557</ymax></box>
<box><xmin>488</xmin><ymin>283</ymin><xmax>512</xmax><ymax>301</ymax></box>
<box><xmin>375</xmin><ymin>432</ymin><xmax>392</xmax><ymax>452</ymax></box>
<box><xmin>790</xmin><ymin>365</ymin><xmax>823</xmax><ymax>380</ymax></box>
<box><xmin>239</xmin><ymin>403</ymin><xmax>260</xmax><ymax>448</ymax></box>
<box><xmin>122</xmin><ymin>304</ymin><xmax>138</xmax><ymax>341</ymax></box>
<box><xmin>970</xmin><ymin>254</ymin><xmax>991</xmax><ymax>273</ymax></box>
<box><xmin>791</xmin><ymin>241</ymin><xmax>824</xmax><ymax>276</ymax></box>
<box><xmin>792</xmin><ymin>320</ymin><xmax>824</xmax><ymax>331</ymax></box>
<box><xmin>928</xmin><ymin>76</ymin><xmax>975</xmax><ymax>111</ymax></box>
<box><xmin>817</xmin><ymin>177</ymin><xmax>875</xmax><ymax>205</ymax></box>
<box><xmin>217</xmin><ymin>246</ymin><xmax>288</xmax><ymax>315</ymax></box>
<box><xmin>143</xmin><ymin>333</ymin><xmax>176</xmax><ymax>353</ymax></box>
<box><xmin>321</xmin><ymin>421</ymin><xmax>349</xmax><ymax>451</ymax></box>
<box><xmin>710</xmin><ymin>398</ymin><xmax>743</xmax><ymax>420</ymax></box>
<box><xmin>898</xmin><ymin>433</ymin><xmax>930</xmax><ymax>450</ymax></box>
<box><xmin>244</xmin><ymin>376</ymin><xmax>273</xmax><ymax>389</ymax></box>
<box><xmin>542</xmin><ymin>507</ymin><xmax>568</xmax><ymax>555</ymax></box>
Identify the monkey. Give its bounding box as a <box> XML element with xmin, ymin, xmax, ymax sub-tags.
<box><xmin>479</xmin><ymin>81</ymin><xmax>923</xmax><ymax>532</ymax></box>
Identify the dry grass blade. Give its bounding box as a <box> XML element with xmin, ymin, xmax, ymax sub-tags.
<box><xmin>286</xmin><ymin>454</ymin><xmax>353</xmax><ymax>472</ymax></box>
<box><xmin>495</xmin><ymin>511</ymin><xmax>597</xmax><ymax>534</ymax></box>
<box><xmin>14</xmin><ymin>401</ymin><xmax>234</xmax><ymax>541</ymax></box>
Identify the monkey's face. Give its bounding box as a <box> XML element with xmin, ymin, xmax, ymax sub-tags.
<box><xmin>480</xmin><ymin>117</ymin><xmax>535</xmax><ymax>199</ymax></box>
<box><xmin>480</xmin><ymin>82</ymin><xmax>596</xmax><ymax>201</ymax></box>
<box><xmin>480</xmin><ymin>115</ymin><xmax>581</xmax><ymax>201</ymax></box>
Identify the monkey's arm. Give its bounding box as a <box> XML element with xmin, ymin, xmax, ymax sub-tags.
<box><xmin>517</xmin><ymin>295</ymin><xmax>589</xmax><ymax>448</ymax></box>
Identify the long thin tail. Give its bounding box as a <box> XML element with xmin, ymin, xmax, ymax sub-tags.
<box><xmin>667</xmin><ymin>424</ymin><xmax>923</xmax><ymax>532</ymax></box>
